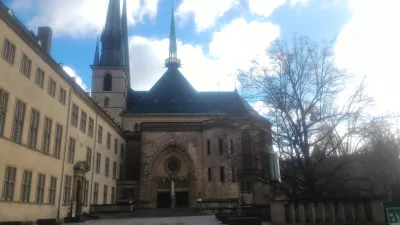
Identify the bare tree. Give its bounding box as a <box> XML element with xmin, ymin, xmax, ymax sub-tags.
<box><xmin>238</xmin><ymin>36</ymin><xmax>373</xmax><ymax>198</ymax></box>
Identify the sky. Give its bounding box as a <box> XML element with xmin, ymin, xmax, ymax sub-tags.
<box><xmin>3</xmin><ymin>0</ymin><xmax>400</xmax><ymax>116</ymax></box>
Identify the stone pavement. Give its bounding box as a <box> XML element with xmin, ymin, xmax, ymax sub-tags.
<box><xmin>82</xmin><ymin>215</ymin><xmax>272</xmax><ymax>225</ymax></box>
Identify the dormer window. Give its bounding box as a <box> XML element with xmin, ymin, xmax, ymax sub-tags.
<box><xmin>171</xmin><ymin>99</ymin><xmax>176</xmax><ymax>103</ymax></box>
<box><xmin>103</xmin><ymin>73</ymin><xmax>112</xmax><ymax>91</ymax></box>
<box><xmin>154</xmin><ymin>98</ymin><xmax>159</xmax><ymax>103</ymax></box>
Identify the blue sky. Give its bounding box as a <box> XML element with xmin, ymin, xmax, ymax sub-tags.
<box><xmin>3</xmin><ymin>0</ymin><xmax>400</xmax><ymax>114</ymax></box>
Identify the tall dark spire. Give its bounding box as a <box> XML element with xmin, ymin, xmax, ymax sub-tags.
<box><xmin>165</xmin><ymin>1</ymin><xmax>181</xmax><ymax>69</ymax></box>
<box><xmin>93</xmin><ymin>38</ymin><xmax>100</xmax><ymax>65</ymax></box>
<box><xmin>100</xmin><ymin>0</ymin><xmax>122</xmax><ymax>66</ymax></box>
<box><xmin>121</xmin><ymin>0</ymin><xmax>131</xmax><ymax>88</ymax></box>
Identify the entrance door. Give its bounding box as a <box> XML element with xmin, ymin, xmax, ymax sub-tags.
<box><xmin>157</xmin><ymin>192</ymin><xmax>171</xmax><ymax>208</ymax></box>
<box><xmin>175</xmin><ymin>191</ymin><xmax>189</xmax><ymax>208</ymax></box>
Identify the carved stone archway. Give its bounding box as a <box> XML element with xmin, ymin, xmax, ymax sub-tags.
<box><xmin>72</xmin><ymin>161</ymin><xmax>89</xmax><ymax>214</ymax></box>
<box><xmin>146</xmin><ymin>144</ymin><xmax>197</xmax><ymax>208</ymax></box>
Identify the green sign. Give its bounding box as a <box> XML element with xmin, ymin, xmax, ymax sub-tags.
<box><xmin>387</xmin><ymin>207</ymin><xmax>400</xmax><ymax>225</ymax></box>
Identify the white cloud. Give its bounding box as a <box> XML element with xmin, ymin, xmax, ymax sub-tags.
<box><xmin>63</xmin><ymin>66</ymin><xmax>90</xmax><ymax>92</ymax></box>
<box><xmin>251</xmin><ymin>101</ymin><xmax>270</xmax><ymax>116</ymax></box>
<box><xmin>129</xmin><ymin>18</ymin><xmax>280</xmax><ymax>91</ymax></box>
<box><xmin>10</xmin><ymin>0</ymin><xmax>158</xmax><ymax>37</ymax></box>
<box><xmin>335</xmin><ymin>0</ymin><xmax>400</xmax><ymax>114</ymax></box>
<box><xmin>176</xmin><ymin>0</ymin><xmax>239</xmax><ymax>32</ymax></box>
<box><xmin>248</xmin><ymin>0</ymin><xmax>309</xmax><ymax>17</ymax></box>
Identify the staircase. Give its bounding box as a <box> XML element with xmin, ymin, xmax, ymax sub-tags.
<box><xmin>90</xmin><ymin>208</ymin><xmax>204</xmax><ymax>219</ymax></box>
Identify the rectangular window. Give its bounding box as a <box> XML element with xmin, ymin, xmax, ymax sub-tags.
<box><xmin>34</xmin><ymin>67</ymin><xmax>45</xmax><ymax>88</ymax></box>
<box><xmin>2</xmin><ymin>39</ymin><xmax>15</xmax><ymax>64</ymax></box>
<box><xmin>11</xmin><ymin>99</ymin><xmax>26</xmax><ymax>143</ymax></box>
<box><xmin>27</xmin><ymin>109</ymin><xmax>40</xmax><ymax>149</ymax></box>
<box><xmin>48</xmin><ymin>176</ymin><xmax>57</xmax><ymax>204</ymax></box>
<box><xmin>86</xmin><ymin>147</ymin><xmax>92</xmax><ymax>170</ymax></box>
<box><xmin>208</xmin><ymin>167</ymin><xmax>212</xmax><ymax>182</ymax></box>
<box><xmin>95</xmin><ymin>153</ymin><xmax>101</xmax><ymax>174</ymax></box>
<box><xmin>93</xmin><ymin>182</ymin><xmax>99</xmax><ymax>205</ymax></box>
<box><xmin>207</xmin><ymin>140</ymin><xmax>211</xmax><ymax>155</ymax></box>
<box><xmin>71</xmin><ymin>104</ymin><xmax>78</xmax><ymax>127</ymax></box>
<box><xmin>20</xmin><ymin>54</ymin><xmax>32</xmax><ymax>77</ymax></box>
<box><xmin>106</xmin><ymin>132</ymin><xmax>111</xmax><ymax>150</ymax></box>
<box><xmin>54</xmin><ymin>124</ymin><xmax>63</xmax><ymax>159</ymax></box>
<box><xmin>103</xmin><ymin>185</ymin><xmax>108</xmax><ymax>204</ymax></box>
<box><xmin>58</xmin><ymin>87</ymin><xmax>66</xmax><ymax>105</ymax></box>
<box><xmin>105</xmin><ymin>157</ymin><xmax>110</xmax><ymax>177</ymax></box>
<box><xmin>88</xmin><ymin>117</ymin><xmax>94</xmax><ymax>137</ymax></box>
<box><xmin>240</xmin><ymin>180</ymin><xmax>253</xmax><ymax>193</ymax></box>
<box><xmin>48</xmin><ymin>78</ymin><xmax>56</xmax><ymax>97</ymax></box>
<box><xmin>98</xmin><ymin>125</ymin><xmax>103</xmax><ymax>144</ymax></box>
<box><xmin>111</xmin><ymin>187</ymin><xmax>115</xmax><ymax>204</ymax></box>
<box><xmin>0</xmin><ymin>89</ymin><xmax>9</xmax><ymax>136</ymax></box>
<box><xmin>35</xmin><ymin>174</ymin><xmax>45</xmax><ymax>203</ymax></box>
<box><xmin>119</xmin><ymin>165</ymin><xmax>123</xmax><ymax>180</ymax></box>
<box><xmin>42</xmin><ymin>117</ymin><xmax>52</xmax><ymax>153</ymax></box>
<box><xmin>83</xmin><ymin>180</ymin><xmax>89</xmax><ymax>206</ymax></box>
<box><xmin>114</xmin><ymin>138</ymin><xmax>118</xmax><ymax>154</ymax></box>
<box><xmin>219</xmin><ymin>138</ymin><xmax>223</xmax><ymax>155</ymax></box>
<box><xmin>220</xmin><ymin>166</ymin><xmax>225</xmax><ymax>182</ymax></box>
<box><xmin>20</xmin><ymin>170</ymin><xmax>32</xmax><ymax>202</ymax></box>
<box><xmin>230</xmin><ymin>139</ymin><xmax>234</xmax><ymax>154</ymax></box>
<box><xmin>232</xmin><ymin>167</ymin><xmax>236</xmax><ymax>182</ymax></box>
<box><xmin>120</xmin><ymin>144</ymin><xmax>125</xmax><ymax>159</ymax></box>
<box><xmin>67</xmin><ymin>137</ymin><xmax>76</xmax><ymax>164</ymax></box>
<box><xmin>2</xmin><ymin>166</ymin><xmax>16</xmax><ymax>200</ymax></box>
<box><xmin>63</xmin><ymin>175</ymin><xmax>71</xmax><ymax>204</ymax></box>
<box><xmin>112</xmin><ymin>161</ymin><xmax>117</xmax><ymax>179</ymax></box>
<box><xmin>80</xmin><ymin>111</ymin><xmax>87</xmax><ymax>133</ymax></box>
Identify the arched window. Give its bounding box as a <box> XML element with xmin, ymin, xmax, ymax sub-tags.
<box><xmin>103</xmin><ymin>73</ymin><xmax>112</xmax><ymax>91</ymax></box>
<box><xmin>104</xmin><ymin>97</ymin><xmax>110</xmax><ymax>107</ymax></box>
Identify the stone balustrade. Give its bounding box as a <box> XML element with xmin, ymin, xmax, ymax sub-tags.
<box><xmin>270</xmin><ymin>197</ymin><xmax>387</xmax><ymax>225</ymax></box>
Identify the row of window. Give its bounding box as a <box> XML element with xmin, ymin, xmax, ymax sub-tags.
<box><xmin>2</xmin><ymin>166</ymin><xmax>57</xmax><ymax>204</ymax></box>
<box><xmin>206</xmin><ymin>138</ymin><xmax>235</xmax><ymax>156</ymax></box>
<box><xmin>70</xmin><ymin>103</ymin><xmax>124</xmax><ymax>157</ymax></box>
<box><xmin>1</xmin><ymin>166</ymin><xmax>115</xmax><ymax>206</ymax></box>
<box><xmin>2</xmin><ymin>39</ymin><xmax>67</xmax><ymax>106</ymax></box>
<box><xmin>93</xmin><ymin>152</ymin><xmax>120</xmax><ymax>180</ymax></box>
<box><xmin>92</xmin><ymin>183</ymin><xmax>116</xmax><ymax>205</ymax></box>
<box><xmin>206</xmin><ymin>167</ymin><xmax>253</xmax><ymax>193</ymax></box>
<box><xmin>0</xmin><ymin>88</ymin><xmax>64</xmax><ymax>157</ymax></box>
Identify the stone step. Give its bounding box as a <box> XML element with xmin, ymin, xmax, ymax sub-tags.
<box><xmin>91</xmin><ymin>208</ymin><xmax>205</xmax><ymax>219</ymax></box>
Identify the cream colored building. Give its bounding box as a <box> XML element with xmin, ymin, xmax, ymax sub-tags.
<box><xmin>0</xmin><ymin>0</ymin><xmax>276</xmax><ymax>222</ymax></box>
<box><xmin>0</xmin><ymin>1</ymin><xmax>125</xmax><ymax>221</ymax></box>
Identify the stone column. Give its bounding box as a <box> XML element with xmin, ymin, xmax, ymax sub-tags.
<box><xmin>171</xmin><ymin>179</ymin><xmax>176</xmax><ymax>208</ymax></box>
<box><xmin>338</xmin><ymin>202</ymin><xmax>346</xmax><ymax>222</ymax></box>
<box><xmin>317</xmin><ymin>202</ymin><xmax>325</xmax><ymax>223</ymax></box>
<box><xmin>371</xmin><ymin>200</ymin><xmax>385</xmax><ymax>223</ymax></box>
<box><xmin>271</xmin><ymin>202</ymin><xmax>286</xmax><ymax>225</ymax></box>
<box><xmin>356</xmin><ymin>202</ymin><xmax>366</xmax><ymax>222</ymax></box>
<box><xmin>298</xmin><ymin>203</ymin><xmax>306</xmax><ymax>223</ymax></box>
<box><xmin>308</xmin><ymin>203</ymin><xmax>316</xmax><ymax>223</ymax></box>
<box><xmin>288</xmin><ymin>203</ymin><xmax>295</xmax><ymax>223</ymax></box>
<box><xmin>325</xmin><ymin>202</ymin><xmax>335</xmax><ymax>223</ymax></box>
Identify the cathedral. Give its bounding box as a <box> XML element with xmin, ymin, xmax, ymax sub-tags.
<box><xmin>0</xmin><ymin>0</ymin><xmax>272</xmax><ymax>221</ymax></box>
<box><xmin>89</xmin><ymin>0</ymin><xmax>272</xmax><ymax>208</ymax></box>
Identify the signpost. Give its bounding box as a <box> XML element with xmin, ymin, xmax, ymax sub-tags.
<box><xmin>387</xmin><ymin>207</ymin><xmax>400</xmax><ymax>225</ymax></box>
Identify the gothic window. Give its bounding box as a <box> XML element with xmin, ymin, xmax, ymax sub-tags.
<box><xmin>104</xmin><ymin>97</ymin><xmax>110</xmax><ymax>107</ymax></box>
<box><xmin>103</xmin><ymin>73</ymin><xmax>112</xmax><ymax>91</ymax></box>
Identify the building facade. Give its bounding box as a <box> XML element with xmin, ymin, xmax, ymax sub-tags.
<box><xmin>0</xmin><ymin>0</ymin><xmax>274</xmax><ymax>221</ymax></box>
<box><xmin>0</xmin><ymin>1</ymin><xmax>125</xmax><ymax>221</ymax></box>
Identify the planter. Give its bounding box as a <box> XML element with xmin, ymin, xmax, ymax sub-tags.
<box><xmin>226</xmin><ymin>217</ymin><xmax>261</xmax><ymax>225</ymax></box>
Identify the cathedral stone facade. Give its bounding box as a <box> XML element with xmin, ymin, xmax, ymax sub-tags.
<box><xmin>90</xmin><ymin>0</ymin><xmax>273</xmax><ymax>208</ymax></box>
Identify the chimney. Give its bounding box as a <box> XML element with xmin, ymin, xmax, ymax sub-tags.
<box><xmin>37</xmin><ymin>26</ymin><xmax>53</xmax><ymax>54</ymax></box>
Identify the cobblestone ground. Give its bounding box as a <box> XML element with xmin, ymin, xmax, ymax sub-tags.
<box><xmin>82</xmin><ymin>215</ymin><xmax>271</xmax><ymax>225</ymax></box>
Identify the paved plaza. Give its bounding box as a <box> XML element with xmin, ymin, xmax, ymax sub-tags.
<box><xmin>82</xmin><ymin>215</ymin><xmax>271</xmax><ymax>225</ymax></box>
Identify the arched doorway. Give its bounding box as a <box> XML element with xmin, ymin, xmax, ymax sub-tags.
<box><xmin>148</xmin><ymin>144</ymin><xmax>197</xmax><ymax>208</ymax></box>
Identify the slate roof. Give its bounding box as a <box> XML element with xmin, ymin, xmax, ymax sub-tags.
<box><xmin>124</xmin><ymin>67</ymin><xmax>259</xmax><ymax>117</ymax></box>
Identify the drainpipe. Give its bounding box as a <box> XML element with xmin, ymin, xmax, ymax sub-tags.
<box><xmin>88</xmin><ymin>112</ymin><xmax>99</xmax><ymax>211</ymax></box>
<box><xmin>57</xmin><ymin>87</ymin><xmax>73</xmax><ymax>219</ymax></box>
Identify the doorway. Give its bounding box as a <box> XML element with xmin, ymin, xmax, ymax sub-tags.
<box><xmin>157</xmin><ymin>192</ymin><xmax>171</xmax><ymax>208</ymax></box>
<box><xmin>175</xmin><ymin>191</ymin><xmax>189</xmax><ymax>208</ymax></box>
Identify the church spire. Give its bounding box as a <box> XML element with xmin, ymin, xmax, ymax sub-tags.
<box><xmin>165</xmin><ymin>1</ymin><xmax>181</xmax><ymax>69</ymax></box>
<box><xmin>93</xmin><ymin>38</ymin><xmax>100</xmax><ymax>65</ymax></box>
<box><xmin>121</xmin><ymin>0</ymin><xmax>131</xmax><ymax>88</ymax></box>
<box><xmin>99</xmin><ymin>0</ymin><xmax>122</xmax><ymax>66</ymax></box>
